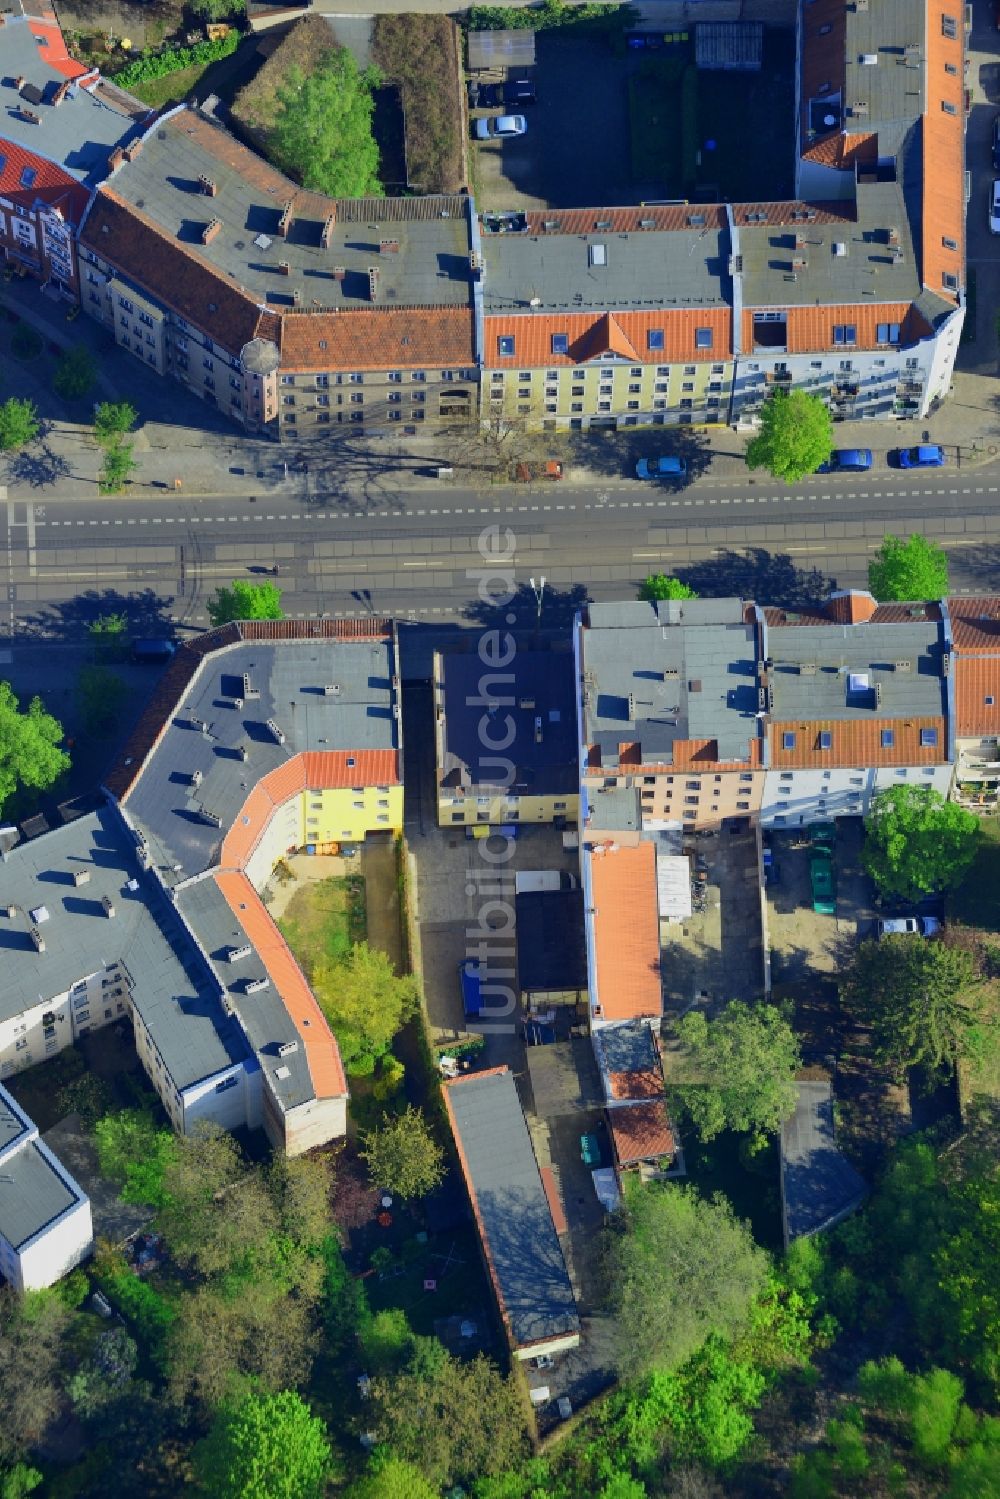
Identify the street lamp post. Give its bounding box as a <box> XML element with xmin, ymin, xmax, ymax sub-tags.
<box><xmin>529</xmin><ymin>575</ymin><xmax>546</xmax><ymax>640</ymax></box>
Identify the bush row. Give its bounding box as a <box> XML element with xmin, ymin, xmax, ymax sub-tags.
<box><xmin>112</xmin><ymin>29</ymin><xmax>240</xmax><ymax>89</ymax></box>
<box><xmin>467</xmin><ymin>0</ymin><xmax>632</xmax><ymax>32</ymax></box>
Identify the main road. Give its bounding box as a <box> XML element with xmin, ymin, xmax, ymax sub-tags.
<box><xmin>3</xmin><ymin>464</ymin><xmax>1000</xmax><ymax>641</ymax></box>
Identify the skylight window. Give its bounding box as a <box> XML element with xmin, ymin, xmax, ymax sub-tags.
<box><xmin>920</xmin><ymin>728</ymin><xmax>938</xmax><ymax>747</ymax></box>
<box><xmin>881</xmin><ymin>729</ymin><xmax>894</xmax><ymax>748</ymax></box>
<box><xmin>648</xmin><ymin>328</ymin><xmax>665</xmax><ymax>351</ymax></box>
<box><xmin>818</xmin><ymin>731</ymin><xmax>832</xmax><ymax>750</ymax></box>
<box><xmin>19</xmin><ymin>166</ymin><xmax>37</xmax><ymax>189</ymax></box>
<box><xmin>498</xmin><ymin>335</ymin><xmax>515</xmax><ymax>357</ymax></box>
<box><xmin>551</xmin><ymin>332</ymin><xmax>568</xmax><ymax>354</ymax></box>
<box><xmin>782</xmin><ymin>731</ymin><xmax>796</xmax><ymax>750</ymax></box>
<box><xmin>695</xmin><ymin>327</ymin><xmax>713</xmax><ymax>349</ymax></box>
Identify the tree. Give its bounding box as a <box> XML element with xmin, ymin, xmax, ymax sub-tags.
<box><xmin>272</xmin><ymin>52</ymin><xmax>383</xmax><ymax>197</ymax></box>
<box><xmin>372</xmin><ymin>1351</ymin><xmax>530</xmax><ymax>1490</ymax></box>
<box><xmin>605</xmin><ymin>1181</ymin><xmax>769</xmax><ymax>1378</ymax></box>
<box><xmin>843</xmin><ymin>937</ymin><xmax>981</xmax><ymax>1076</ymax></box>
<box><xmin>93</xmin><ymin>401</ymin><xmax>137</xmax><ymax>444</ymax></box>
<box><xmin>156</xmin><ymin>1125</ymin><xmax>279</xmax><ymax>1278</ymax></box>
<box><xmin>745</xmin><ymin>389</ymin><xmax>833</xmax><ymax>484</ymax></box>
<box><xmin>98</xmin><ymin>440</ymin><xmax>137</xmax><ymax>495</ymax></box>
<box><xmin>0</xmin><ymin>1466</ymin><xmax>42</xmax><ymax>1499</ymax></box>
<box><xmin>207</xmin><ymin>579</ymin><xmax>284</xmax><ymax>628</ymax></box>
<box><xmin>68</xmin><ymin>1326</ymin><xmax>138</xmax><ymax>1418</ymax></box>
<box><xmin>93</xmin><ymin>1108</ymin><xmax>176</xmax><ymax>1207</ymax></box>
<box><xmin>189</xmin><ymin>0</ymin><xmax>245</xmax><ymax>17</ymax></box>
<box><xmin>639</xmin><ymin>575</ymin><xmax>698</xmax><ymax>602</ymax></box>
<box><xmin>0</xmin><ymin>682</ymin><xmax>68</xmax><ymax>813</ymax></box>
<box><xmin>53</xmin><ymin>345</ymin><xmax>96</xmax><ymax>400</ymax></box>
<box><xmin>347</xmin><ymin>1454</ymin><xmax>438</xmax><ymax>1499</ymax></box>
<box><xmin>0</xmin><ymin>1289</ymin><xmax>72</xmax><ymax>1463</ymax></box>
<box><xmin>78</xmin><ymin>664</ymin><xmax>128</xmax><ymax>738</ymax></box>
<box><xmin>88</xmin><ymin>611</ymin><xmax>129</xmax><ymax>662</ymax></box>
<box><xmin>311</xmin><ymin>941</ymin><xmax>420</xmax><ymax>1075</ymax></box>
<box><xmin>671</xmin><ymin>1002</ymin><xmax>800</xmax><ymax>1142</ymax></box>
<box><xmin>863</xmin><ymin>785</ymin><xmax>979</xmax><ymax>901</ymax></box>
<box><xmin>868</xmin><ymin>532</ymin><xmax>948</xmax><ymax>602</ymax></box>
<box><xmin>193</xmin><ymin>1389</ymin><xmax>334</xmax><ymax>1499</ymax></box>
<box><xmin>0</xmin><ymin>398</ymin><xmax>38</xmax><ymax>452</ymax></box>
<box><xmin>361</xmin><ymin>1105</ymin><xmax>445</xmax><ymax>1199</ymax></box>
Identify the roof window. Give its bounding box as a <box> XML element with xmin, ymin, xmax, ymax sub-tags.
<box><xmin>498</xmin><ymin>335</ymin><xmax>515</xmax><ymax>357</ymax></box>
<box><xmin>876</xmin><ymin>322</ymin><xmax>901</xmax><ymax>344</ymax></box>
<box><xmin>881</xmin><ymin>729</ymin><xmax>894</xmax><ymax>748</ymax></box>
<box><xmin>551</xmin><ymin>332</ymin><xmax>569</xmax><ymax>354</ymax></box>
<box><xmin>920</xmin><ymin>728</ymin><xmax>938</xmax><ymax>748</ymax></box>
<box><xmin>19</xmin><ymin>166</ymin><xmax>37</xmax><ymax>189</ymax></box>
<box><xmin>833</xmin><ymin>324</ymin><xmax>856</xmax><ymax>345</ymax></box>
<box><xmin>695</xmin><ymin>327</ymin><xmax>713</xmax><ymax>349</ymax></box>
<box><xmin>782</xmin><ymin>731</ymin><xmax>796</xmax><ymax>750</ymax></box>
<box><xmin>589</xmin><ymin>244</ymin><xmax>607</xmax><ymax>267</ymax></box>
<box><xmin>818</xmin><ymin>730</ymin><xmax>832</xmax><ymax>750</ymax></box>
<box><xmin>648</xmin><ymin>328</ymin><xmax>665</xmax><ymax>351</ymax></box>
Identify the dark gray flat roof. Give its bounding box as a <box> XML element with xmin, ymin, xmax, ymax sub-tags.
<box><xmin>0</xmin><ymin>808</ymin><xmax>247</xmax><ymax>1090</ymax></box>
<box><xmin>446</xmin><ymin>1069</ymin><xmax>579</xmax><ymax>1350</ymax></box>
<box><xmin>515</xmin><ymin>888</ymin><xmax>587</xmax><ymax>992</ymax></box>
<box><xmin>126</xmin><ymin>636</ymin><xmax>397</xmax><ymax>879</ymax></box>
<box><xmin>583</xmin><ymin>599</ymin><xmax>759</xmax><ymax>764</ymax></box>
<box><xmin>0</xmin><ymin>1135</ymin><xmax>82</xmax><ymax>1251</ymax></box>
<box><xmin>1</xmin><ymin>12</ymin><xmax>140</xmax><ymax>186</ymax></box>
<box><xmin>0</xmin><ymin>1086</ymin><xmax>32</xmax><ymax>1157</ymax></box>
<box><xmin>109</xmin><ymin>110</ymin><xmax>473</xmax><ymax>310</ymax></box>
<box><xmin>781</xmin><ymin>1080</ymin><xmax>866</xmax><ymax>1244</ymax></box>
<box><xmin>767</xmin><ymin>619</ymin><xmax>945</xmax><ymax>721</ymax></box>
<box><xmin>439</xmin><ymin>648</ymin><xmax>577</xmax><ymax>795</ymax></box>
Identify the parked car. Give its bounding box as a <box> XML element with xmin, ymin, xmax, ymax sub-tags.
<box><xmin>990</xmin><ymin>178</ymin><xmax>1000</xmax><ymax>234</ymax></box>
<box><xmin>504</xmin><ymin>76</ymin><xmax>536</xmax><ymax>106</ymax></box>
<box><xmin>815</xmin><ymin>448</ymin><xmax>873</xmax><ymax>474</ymax></box>
<box><xmin>897</xmin><ymin>443</ymin><xmax>946</xmax><ymax>468</ymax></box>
<box><xmin>877</xmin><ymin>915</ymin><xmax>942</xmax><ymax>938</ymax></box>
<box><xmin>467</xmin><ymin>81</ymin><xmax>502</xmax><ymax>109</ymax></box>
<box><xmin>636</xmin><ymin>455</ymin><xmax>687</xmax><ymax>480</ymax></box>
<box><xmin>809</xmin><ymin>821</ymin><xmax>837</xmax><ymax>854</ymax></box>
<box><xmin>993</xmin><ymin>115</ymin><xmax>1000</xmax><ymax>172</ymax></box>
<box><xmin>810</xmin><ymin>852</ymin><xmax>836</xmax><ymax>915</ymax></box>
<box><xmin>474</xmin><ymin>114</ymin><xmax>527</xmax><ymax>140</ymax></box>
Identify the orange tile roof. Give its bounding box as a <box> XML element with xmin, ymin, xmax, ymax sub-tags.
<box><xmin>0</xmin><ymin>143</ymin><xmax>89</xmax><ymax>225</ymax></box>
<box><xmin>798</xmin><ymin>0</ymin><xmax>846</xmax><ymax>148</ymax></box>
<box><xmin>589</xmin><ymin>842</ymin><xmax>661</xmax><ymax>1022</ymax></box>
<box><xmin>608</xmin><ymin>1066</ymin><xmax>664</xmax><ymax>1101</ymax></box>
<box><xmin>539</xmin><ymin>1166</ymin><xmax>568</xmax><ymax>1235</ymax></box>
<box><xmin>278</xmin><ymin>306</ymin><xmax>475</xmax><ymax>373</ymax></box>
<box><xmin>826</xmin><ymin>591</ymin><xmax>878</xmax><ymax>625</ymax></box>
<box><xmin>922</xmin><ymin>0</ymin><xmax>965</xmax><ymax>302</ymax></box>
<box><xmin>484</xmin><ymin>307</ymin><xmax>732</xmax><ymax>369</ymax></box>
<box><xmin>801</xmin><ymin>131</ymin><xmax>877</xmax><ymax>169</ymax></box>
<box><xmin>609</xmin><ymin>1100</ymin><xmax>674</xmax><ymax>1167</ymax></box>
<box><xmin>28</xmin><ymin>18</ymin><xmax>93</xmax><ymax>80</ymax></box>
<box><xmin>517</xmin><ymin>205</ymin><xmax>728</xmax><ymax>235</ymax></box>
<box><xmin>593</xmin><ymin>737</ymin><xmax>761</xmax><ymax>774</ymax></box>
<box><xmin>214</xmin><ymin>871</ymin><xmax>347</xmax><ymax>1100</ymax></box>
<box><xmin>219</xmin><ymin>750</ymin><xmax>400</xmax><ymax>869</ymax></box>
<box><xmin>954</xmin><ymin>657</ymin><xmax>1000</xmax><ymax>737</ymax></box>
<box><xmin>741</xmin><ymin>303</ymin><xmax>922</xmax><ymax>356</ymax></box>
<box><xmin>767</xmin><ymin>716</ymin><xmax>946</xmax><ymax>769</ymax></box>
<box><xmin>731</xmin><ymin>201</ymin><xmax>852</xmax><ymax>228</ymax></box>
<box><xmin>760</xmin><ymin>602</ymin><xmax>942</xmax><ymax>627</ymax></box>
<box><xmin>947</xmin><ymin>597</ymin><xmax>1000</xmax><ymax>652</ymax></box>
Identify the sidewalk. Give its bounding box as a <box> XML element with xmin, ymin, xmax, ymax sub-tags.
<box><xmin>2</xmin><ymin>278</ymin><xmax>998</xmax><ymax>501</ymax></box>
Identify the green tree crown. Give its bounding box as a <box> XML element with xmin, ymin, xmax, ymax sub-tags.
<box><xmin>843</xmin><ymin>936</ymin><xmax>980</xmax><ymax>1075</ymax></box>
<box><xmin>868</xmin><ymin>532</ymin><xmax>949</xmax><ymax>601</ymax></box>
<box><xmin>207</xmin><ymin>579</ymin><xmax>285</xmax><ymax>627</ymax></box>
<box><xmin>639</xmin><ymin>574</ymin><xmax>699</xmax><ymax>602</ymax></box>
<box><xmin>672</xmin><ymin>1001</ymin><xmax>800</xmax><ymax>1141</ymax></box>
<box><xmin>862</xmin><ymin>785</ymin><xmax>979</xmax><ymax>901</ymax></box>
<box><xmin>273</xmin><ymin>53</ymin><xmax>383</xmax><ymax>198</ymax></box>
<box><xmin>0</xmin><ymin>398</ymin><xmax>39</xmax><ymax>452</ymax></box>
<box><xmin>193</xmin><ymin>1389</ymin><xmax>334</xmax><ymax>1499</ymax></box>
<box><xmin>361</xmin><ymin>1105</ymin><xmax>445</xmax><ymax>1199</ymax></box>
<box><xmin>0</xmin><ymin>682</ymin><xmax>69</xmax><ymax>813</ymax></box>
<box><xmin>745</xmin><ymin>389</ymin><xmax>833</xmax><ymax>484</ymax></box>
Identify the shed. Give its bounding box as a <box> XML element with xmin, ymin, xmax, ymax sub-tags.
<box><xmin>781</xmin><ymin>1080</ymin><xmax>866</xmax><ymax>1246</ymax></box>
<box><xmin>694</xmin><ymin>21</ymin><xmax>763</xmax><ymax>71</ymax></box>
<box><xmin>468</xmin><ymin>29</ymin><xmax>536</xmax><ymax>70</ymax></box>
<box><xmin>516</xmin><ymin>887</ymin><xmax>588</xmax><ymax>1002</ymax></box>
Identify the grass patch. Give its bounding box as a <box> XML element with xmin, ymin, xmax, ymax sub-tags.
<box><xmin>130</xmin><ymin>61</ymin><xmax>215</xmax><ymax>108</ymax></box>
<box><xmin>948</xmin><ymin>815</ymin><xmax>1000</xmax><ymax>931</ymax></box>
<box><xmin>364</xmin><ymin>1222</ymin><xmax>488</xmax><ymax>1337</ymax></box>
<box><xmin>278</xmin><ymin>874</ymin><xmax>366</xmax><ymax>973</ymax></box>
<box><xmin>627</xmin><ymin>54</ymin><xmax>688</xmax><ymax>184</ymax></box>
<box><xmin>681</xmin><ymin>1128</ymin><xmax>783</xmax><ymax>1253</ymax></box>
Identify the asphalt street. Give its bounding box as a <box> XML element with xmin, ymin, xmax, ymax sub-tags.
<box><xmin>4</xmin><ymin>464</ymin><xmax>1000</xmax><ymax>642</ymax></box>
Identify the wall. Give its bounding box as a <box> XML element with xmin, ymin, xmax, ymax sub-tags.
<box><xmin>731</xmin><ymin>344</ymin><xmax>932</xmax><ymax>424</ymax></box>
<box><xmin>486</xmin><ymin>356</ymin><xmax>734</xmax><ymax>431</ymax></box>
<box><xmin>437</xmin><ymin>788</ymin><xmax>578</xmax><ymax>826</ymax></box>
<box><xmin>14</xmin><ymin>1172</ymin><xmax>93</xmax><ymax>1294</ymax></box>
<box><xmin>0</xmin><ymin>961</ymin><xmax>128</xmax><ymax>1083</ymax></box>
<box><xmin>760</xmin><ymin>761</ymin><xmax>950</xmax><ymax>825</ymax></box>
<box><xmin>276</xmin><ymin>365</ymin><xmax>476</xmax><ymax>437</ymax></box>
<box><xmin>181</xmin><ymin>1061</ymin><xmax>254</xmax><ymax>1135</ymax></box>
<box><xmin>281</xmin><ymin>1092</ymin><xmax>348</xmax><ymax>1156</ymax></box>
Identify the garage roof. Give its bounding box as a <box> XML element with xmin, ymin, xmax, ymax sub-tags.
<box><xmin>467</xmin><ymin>29</ymin><xmax>535</xmax><ymax>68</ymax></box>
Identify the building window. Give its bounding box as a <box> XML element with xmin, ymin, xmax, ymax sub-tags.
<box><xmin>833</xmin><ymin>324</ymin><xmax>856</xmax><ymax>345</ymax></box>
<box><xmin>819</xmin><ymin>731</ymin><xmax>832</xmax><ymax>750</ymax></box>
<box><xmin>881</xmin><ymin>729</ymin><xmax>895</xmax><ymax>748</ymax></box>
<box><xmin>695</xmin><ymin>327</ymin><xmax>713</xmax><ymax>349</ymax></box>
<box><xmin>943</xmin><ymin>272</ymin><xmax>959</xmax><ymax>292</ymax></box>
<box><xmin>782</xmin><ymin>731</ymin><xmax>796</xmax><ymax>750</ymax></box>
<box><xmin>942</xmin><ymin>11</ymin><xmax>958</xmax><ymax>34</ymax></box>
<box><xmin>941</xmin><ymin>99</ymin><xmax>957</xmax><ymax>115</ymax></box>
<box><xmin>551</xmin><ymin>332</ymin><xmax>569</xmax><ymax>354</ymax></box>
<box><xmin>876</xmin><ymin>322</ymin><xmax>901</xmax><ymax>343</ymax></box>
<box><xmin>498</xmin><ymin>336</ymin><xmax>515</xmax><ymax>357</ymax></box>
<box><xmin>921</xmin><ymin>727</ymin><xmax>939</xmax><ymax>747</ymax></box>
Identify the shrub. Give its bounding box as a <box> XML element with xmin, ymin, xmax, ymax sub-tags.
<box><xmin>112</xmin><ymin>29</ymin><xmax>240</xmax><ymax>89</ymax></box>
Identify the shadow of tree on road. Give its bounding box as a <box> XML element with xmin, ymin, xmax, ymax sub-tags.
<box><xmin>564</xmin><ymin>425</ymin><xmax>715</xmax><ymax>486</ymax></box>
<box><xmin>18</xmin><ymin>586</ymin><xmax>175</xmax><ymax>643</ymax></box>
<box><xmin>676</xmin><ymin>547</ymin><xmax>835</xmax><ymax>608</ymax></box>
<box><xmin>462</xmin><ymin>579</ymin><xmax>591</xmax><ymax>631</ymax></box>
<box><xmin>4</xmin><ymin>431</ymin><xmax>72</xmax><ymax>489</ymax></box>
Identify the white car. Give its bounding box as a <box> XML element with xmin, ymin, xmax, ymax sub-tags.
<box><xmin>474</xmin><ymin>114</ymin><xmax>527</xmax><ymax>140</ymax></box>
<box><xmin>990</xmin><ymin>179</ymin><xmax>1000</xmax><ymax>234</ymax></box>
<box><xmin>876</xmin><ymin>915</ymin><xmax>941</xmax><ymax>938</ymax></box>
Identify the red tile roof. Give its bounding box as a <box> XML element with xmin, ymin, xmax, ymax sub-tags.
<box><xmin>214</xmin><ymin>870</ymin><xmax>347</xmax><ymax>1100</ymax></box>
<box><xmin>27</xmin><ymin>18</ymin><xmax>93</xmax><ymax>80</ymax></box>
<box><xmin>923</xmin><ymin>0</ymin><xmax>965</xmax><ymax>302</ymax></box>
<box><xmin>589</xmin><ymin>842</ymin><xmax>661</xmax><ymax>1022</ymax></box>
<box><xmin>948</xmin><ymin>597</ymin><xmax>1000</xmax><ymax>652</ymax></box>
<box><xmin>484</xmin><ymin>307</ymin><xmax>732</xmax><ymax>369</ymax></box>
<box><xmin>607</xmin><ymin>1065</ymin><xmax>664</xmax><ymax>1101</ymax></box>
<box><xmin>0</xmin><ymin>141</ymin><xmax>89</xmax><ymax>224</ymax></box>
<box><xmin>515</xmin><ymin>205</ymin><xmax>728</xmax><ymax>235</ymax></box>
<box><xmin>954</xmin><ymin>657</ymin><xmax>1000</xmax><ymax>737</ymax></box>
<box><xmin>798</xmin><ymin>0</ymin><xmax>846</xmax><ymax>149</ymax></box>
<box><xmin>590</xmin><ymin>737</ymin><xmax>761</xmax><ymax>774</ymax></box>
<box><xmin>767</xmin><ymin>716</ymin><xmax>946</xmax><ymax>769</ymax></box>
<box><xmin>742</xmin><ymin>303</ymin><xmax>923</xmax><ymax>356</ymax></box>
<box><xmin>826</xmin><ymin>591</ymin><xmax>878</xmax><ymax>625</ymax></box>
<box><xmin>609</xmin><ymin>1100</ymin><xmax>674</xmax><ymax>1166</ymax></box>
<box><xmin>760</xmin><ymin>602</ymin><xmax>942</xmax><ymax>627</ymax></box>
<box><xmin>279</xmin><ymin>307</ymin><xmax>474</xmax><ymax>373</ymax></box>
<box><xmin>801</xmin><ymin>131</ymin><xmax>877</xmax><ymax>169</ymax></box>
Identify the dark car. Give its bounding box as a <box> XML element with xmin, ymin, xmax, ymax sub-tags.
<box><xmin>505</xmin><ymin>76</ymin><xmax>536</xmax><ymax>106</ymax></box>
<box><xmin>898</xmin><ymin>443</ymin><xmax>946</xmax><ymax>469</ymax></box>
<box><xmin>467</xmin><ymin>81</ymin><xmax>502</xmax><ymax>110</ymax></box>
<box><xmin>815</xmin><ymin>448</ymin><xmax>873</xmax><ymax>474</ymax></box>
<box><xmin>993</xmin><ymin>115</ymin><xmax>1000</xmax><ymax>172</ymax></box>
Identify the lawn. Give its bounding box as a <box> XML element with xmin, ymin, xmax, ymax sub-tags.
<box><xmin>627</xmin><ymin>54</ymin><xmax>691</xmax><ymax>186</ymax></box>
<box><xmin>947</xmin><ymin>814</ymin><xmax>1000</xmax><ymax>931</ymax></box>
<box><xmin>130</xmin><ymin>62</ymin><xmax>216</xmax><ymax>109</ymax></box>
<box><xmin>364</xmin><ymin>1222</ymin><xmax>489</xmax><ymax>1338</ymax></box>
<box><xmin>278</xmin><ymin>874</ymin><xmax>366</xmax><ymax>974</ymax></box>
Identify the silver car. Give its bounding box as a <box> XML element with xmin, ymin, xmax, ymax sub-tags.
<box><xmin>474</xmin><ymin>114</ymin><xmax>527</xmax><ymax>140</ymax></box>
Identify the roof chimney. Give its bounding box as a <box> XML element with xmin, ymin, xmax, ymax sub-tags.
<box><xmin>321</xmin><ymin>215</ymin><xmax>335</xmax><ymax>248</ymax></box>
<box><xmin>108</xmin><ymin>146</ymin><xmax>125</xmax><ymax>171</ymax></box>
<box><xmin>368</xmin><ymin>266</ymin><xmax>379</xmax><ymax>301</ymax></box>
<box><xmin>202</xmin><ymin>218</ymin><xmax>222</xmax><ymax>245</ymax></box>
<box><xmin>123</xmin><ymin>138</ymin><xmax>143</xmax><ymax>161</ymax></box>
<box><xmin>277</xmin><ymin>200</ymin><xmax>293</xmax><ymax>239</ymax></box>
<box><xmin>199</xmin><ymin>174</ymin><xmax>217</xmax><ymax>197</ymax></box>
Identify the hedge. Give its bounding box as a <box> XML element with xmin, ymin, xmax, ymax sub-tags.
<box><xmin>112</xmin><ymin>29</ymin><xmax>240</xmax><ymax>90</ymax></box>
<box><xmin>467</xmin><ymin>0</ymin><xmax>632</xmax><ymax>32</ymax></box>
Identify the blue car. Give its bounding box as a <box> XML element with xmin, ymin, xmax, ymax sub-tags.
<box><xmin>898</xmin><ymin>444</ymin><xmax>946</xmax><ymax>469</ymax></box>
<box><xmin>816</xmin><ymin>448</ymin><xmax>873</xmax><ymax>474</ymax></box>
<box><xmin>636</xmin><ymin>455</ymin><xmax>687</xmax><ymax>480</ymax></box>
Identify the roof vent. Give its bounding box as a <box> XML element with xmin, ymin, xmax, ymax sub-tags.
<box><xmin>860</xmin><ymin>52</ymin><xmax>878</xmax><ymax>65</ymax></box>
<box><xmin>265</xmin><ymin>719</ymin><xmax>285</xmax><ymax>745</ymax></box>
<box><xmin>833</xmin><ymin>242</ymin><xmax>848</xmax><ymax>257</ymax></box>
<box><xmin>228</xmin><ymin>944</ymin><xmax>252</xmax><ymax>964</ymax></box>
<box><xmin>245</xmin><ymin>976</ymin><xmax>270</xmax><ymax>994</ymax></box>
<box><xmin>277</xmin><ymin>1039</ymin><xmax>299</xmax><ymax>1057</ymax></box>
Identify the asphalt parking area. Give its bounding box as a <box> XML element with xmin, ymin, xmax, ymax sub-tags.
<box><xmin>766</xmin><ymin>821</ymin><xmax>872</xmax><ymax>989</ymax></box>
<box><xmin>661</xmin><ymin>822</ymin><xmax>765</xmax><ymax>1020</ymax></box>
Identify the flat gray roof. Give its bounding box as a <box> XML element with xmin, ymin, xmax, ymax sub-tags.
<box><xmin>174</xmin><ymin>876</ymin><xmax>312</xmax><ymax>1111</ymax></box>
<box><xmin>439</xmin><ymin>648</ymin><xmax>577</xmax><ymax>796</ymax></box>
<box><xmin>781</xmin><ymin>1080</ymin><xmax>866</xmax><ymax>1244</ymax></box>
<box><xmin>767</xmin><ymin>619</ymin><xmax>945</xmax><ymax>721</ymax></box>
<box><xmin>0</xmin><ymin>11</ymin><xmax>140</xmax><ymax>187</ymax></box>
<box><xmin>0</xmin><ymin>808</ymin><xmax>247</xmax><ymax>1090</ymax></box>
<box><xmin>0</xmin><ymin>1085</ymin><xmax>32</xmax><ymax>1157</ymax></box>
<box><xmin>481</xmin><ymin>224</ymin><xmax>730</xmax><ymax>314</ymax></box>
<box><xmin>0</xmin><ymin>1136</ymin><xmax>81</xmax><ymax>1251</ymax></box>
<box><xmin>446</xmin><ymin>1069</ymin><xmax>579</xmax><ymax>1350</ymax></box>
<box><xmin>843</xmin><ymin>0</ymin><xmax>927</xmax><ymax>133</ymax></box>
<box><xmin>109</xmin><ymin>110</ymin><xmax>473</xmax><ymax>311</ymax></box>
<box><xmin>126</xmin><ymin>637</ymin><xmax>397</xmax><ymax>879</ymax></box>
<box><xmin>583</xmin><ymin>598</ymin><xmax>760</xmax><ymax>764</ymax></box>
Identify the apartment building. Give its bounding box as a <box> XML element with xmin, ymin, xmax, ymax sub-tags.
<box><xmin>0</xmin><ymin>1084</ymin><xmax>92</xmax><ymax>1294</ymax></box>
<box><xmin>0</xmin><ymin>620</ymin><xmax>402</xmax><ymax>1168</ymax></box>
<box><xmin>433</xmin><ymin>645</ymin><xmax>578</xmax><ymax>826</ymax></box>
<box><xmin>946</xmin><ymin>597</ymin><xmax>1000</xmax><ymax>811</ymax></box>
<box><xmin>77</xmin><ymin>108</ymin><xmax>477</xmax><ymax>437</ymax></box>
<box><xmin>0</xmin><ymin>2</ymin><xmax>143</xmax><ymax>297</ymax></box>
<box><xmin>757</xmin><ymin>591</ymin><xmax>952</xmax><ymax>826</ymax></box>
<box><xmin>578</xmin><ymin>598</ymin><xmax>764</xmax><ymax>837</ymax></box>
